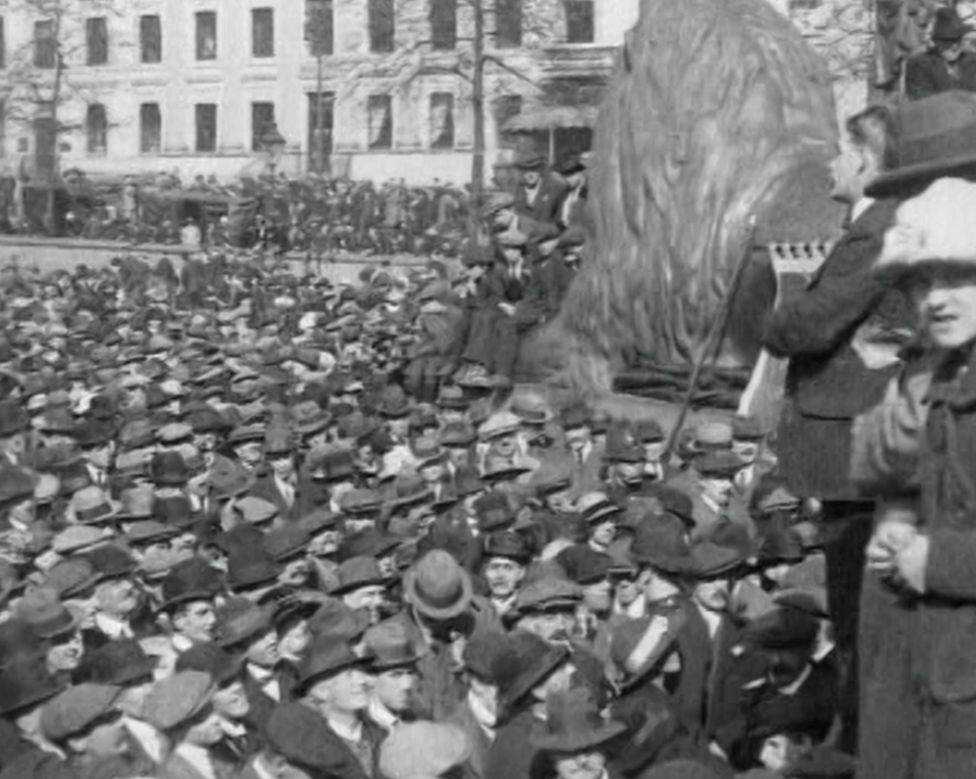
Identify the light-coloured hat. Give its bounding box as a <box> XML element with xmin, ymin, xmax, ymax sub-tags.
<box><xmin>478</xmin><ymin>411</ymin><xmax>522</xmax><ymax>441</ymax></box>
<box><xmin>876</xmin><ymin>178</ymin><xmax>976</xmax><ymax>275</ymax></box>
<box><xmin>379</xmin><ymin>721</ymin><xmax>472</xmax><ymax>779</ymax></box>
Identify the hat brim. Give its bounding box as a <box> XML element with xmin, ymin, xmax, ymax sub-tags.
<box><xmin>865</xmin><ymin>155</ymin><xmax>976</xmax><ymax>198</ymax></box>
<box><xmin>403</xmin><ymin>568</ymin><xmax>473</xmax><ymax>621</ymax></box>
<box><xmin>330</xmin><ymin>576</ymin><xmax>388</xmax><ymax>596</ymax></box>
<box><xmin>296</xmin><ymin>654</ymin><xmax>371</xmax><ymax>694</ymax></box>
<box><xmin>501</xmin><ymin>644</ymin><xmax>570</xmax><ymax>711</ymax></box>
<box><xmin>531</xmin><ymin>720</ymin><xmax>628</xmax><ymax>753</ymax></box>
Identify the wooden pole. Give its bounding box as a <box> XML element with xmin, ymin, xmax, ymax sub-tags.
<box><xmin>662</xmin><ymin>217</ymin><xmax>757</xmax><ymax>460</ymax></box>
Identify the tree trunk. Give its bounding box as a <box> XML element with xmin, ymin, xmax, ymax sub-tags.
<box><xmin>469</xmin><ymin>0</ymin><xmax>486</xmax><ymax>242</ymax></box>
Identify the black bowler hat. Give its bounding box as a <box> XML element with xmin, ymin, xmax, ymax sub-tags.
<box><xmin>867</xmin><ymin>91</ymin><xmax>976</xmax><ymax>197</ymax></box>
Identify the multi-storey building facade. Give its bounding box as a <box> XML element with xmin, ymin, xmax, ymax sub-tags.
<box><xmin>0</xmin><ymin>0</ymin><xmax>641</xmax><ymax>184</ymax></box>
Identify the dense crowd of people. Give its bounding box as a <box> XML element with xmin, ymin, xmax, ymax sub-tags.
<box><xmin>4</xmin><ymin>167</ymin><xmax>478</xmax><ymax>259</ymax></box>
<box><xmin>0</xmin><ymin>133</ymin><xmax>857</xmax><ymax>779</ymax></box>
<box><xmin>8</xmin><ymin>10</ymin><xmax>976</xmax><ymax>774</ymax></box>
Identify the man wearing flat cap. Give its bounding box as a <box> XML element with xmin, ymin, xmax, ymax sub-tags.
<box><xmin>512</xmin><ymin>150</ymin><xmax>567</xmax><ymax>229</ymax></box>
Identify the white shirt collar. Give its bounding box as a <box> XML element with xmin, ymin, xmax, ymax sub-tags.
<box><xmin>175</xmin><ymin>742</ymin><xmax>217</xmax><ymax>779</ymax></box>
<box><xmin>95</xmin><ymin>612</ymin><xmax>133</xmax><ymax>640</ymax></box>
<box><xmin>850</xmin><ymin>196</ymin><xmax>875</xmax><ymax>224</ymax></box>
<box><xmin>328</xmin><ymin>714</ymin><xmax>363</xmax><ymax>743</ymax></box>
<box><xmin>368</xmin><ymin>697</ymin><xmax>400</xmax><ymax>732</ymax></box>
<box><xmin>248</xmin><ymin>663</ymin><xmax>275</xmax><ymax>684</ymax></box>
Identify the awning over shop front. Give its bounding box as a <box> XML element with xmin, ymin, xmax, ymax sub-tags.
<box><xmin>503</xmin><ymin>105</ymin><xmax>599</xmax><ymax>132</ymax></box>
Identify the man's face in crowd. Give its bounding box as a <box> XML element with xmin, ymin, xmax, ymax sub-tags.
<box><xmin>309</xmin><ymin>668</ymin><xmax>370</xmax><ymax>713</ymax></box>
<box><xmin>234</xmin><ymin>442</ymin><xmax>263</xmax><ymax>467</ymax></box>
<box><xmin>279</xmin><ymin>557</ymin><xmax>311</xmax><ymax>587</ymax></box>
<box><xmin>277</xmin><ymin>618</ymin><xmax>311</xmax><ymax>660</ymax></box>
<box><xmin>938</xmin><ymin>39</ymin><xmax>964</xmax><ymax>63</ymax></box>
<box><xmin>517</xmin><ymin>611</ymin><xmax>574</xmax><ymax>644</ymax></box>
<box><xmin>553</xmin><ymin>749</ymin><xmax>607</xmax><ymax>779</ymax></box>
<box><xmin>590</xmin><ymin>520</ymin><xmax>616</xmax><ymax>551</ymax></box>
<box><xmin>701</xmin><ymin>476</ymin><xmax>734</xmax><ymax>508</ymax></box>
<box><xmin>185</xmin><ymin>708</ymin><xmax>226</xmax><ymax>746</ymax></box>
<box><xmin>213</xmin><ymin>680</ymin><xmax>250</xmax><ymax>719</ymax></box>
<box><xmin>308</xmin><ymin>529</ymin><xmax>341</xmax><ymax>558</ymax></box>
<box><xmin>47</xmin><ymin>629</ymin><xmax>85</xmax><ymax>672</ymax></box>
<box><xmin>94</xmin><ymin>578</ymin><xmax>139</xmax><ymax>618</ymax></box>
<box><xmin>173</xmin><ymin>599</ymin><xmax>216</xmax><ymax>642</ymax></box>
<box><xmin>732</xmin><ymin>439</ymin><xmax>759</xmax><ymax>464</ymax></box>
<box><xmin>444</xmin><ymin>446</ymin><xmax>469</xmax><ymax>469</ymax></box>
<box><xmin>269</xmin><ymin>451</ymin><xmax>295</xmax><ymax>479</ymax></box>
<box><xmin>911</xmin><ymin>270</ymin><xmax>976</xmax><ymax>349</ymax></box>
<box><xmin>419</xmin><ymin>461</ymin><xmax>445</xmax><ymax>485</ymax></box>
<box><xmin>643</xmin><ymin>441</ymin><xmax>666</xmax><ymax>466</ymax></box>
<box><xmin>564</xmin><ymin>425</ymin><xmax>590</xmax><ymax>454</ymax></box>
<box><xmin>694</xmin><ymin>578</ymin><xmax>731</xmax><ymax>613</ymax></box>
<box><xmin>581</xmin><ymin>578</ymin><xmax>612</xmax><ymax>615</ymax></box>
<box><xmin>491</xmin><ymin>433</ymin><xmax>519</xmax><ymax>458</ymax></box>
<box><xmin>483</xmin><ymin>557</ymin><xmax>524</xmax><ymax>600</ymax></box>
<box><xmin>343</xmin><ymin>585</ymin><xmax>386</xmax><ymax>624</ymax></box>
<box><xmin>195</xmin><ymin>433</ymin><xmax>217</xmax><ymax>454</ymax></box>
<box><xmin>614</xmin><ymin>462</ymin><xmax>644</xmax><ymax>485</ymax></box>
<box><xmin>614</xmin><ymin>573</ymin><xmax>641</xmax><ymax>608</ymax></box>
<box><xmin>545</xmin><ymin>487</ymin><xmax>574</xmax><ymax>514</ymax></box>
<box><xmin>246</xmin><ymin>628</ymin><xmax>279</xmax><ymax>668</ymax></box>
<box><xmin>522</xmin><ymin>169</ymin><xmax>541</xmax><ymax>187</ymax></box>
<box><xmin>388</xmin><ymin>417</ymin><xmax>409</xmax><ymax>441</ymax></box>
<box><xmin>372</xmin><ymin>667</ymin><xmax>417</xmax><ymax>714</ymax></box>
<box><xmin>85</xmin><ymin>442</ymin><xmax>115</xmax><ymax>470</ymax></box>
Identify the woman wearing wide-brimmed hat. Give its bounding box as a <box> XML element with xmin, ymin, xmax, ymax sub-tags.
<box><xmin>530</xmin><ymin>687</ymin><xmax>627</xmax><ymax>779</ymax></box>
<box><xmin>843</xmin><ymin>86</ymin><xmax>976</xmax><ymax>776</ymax></box>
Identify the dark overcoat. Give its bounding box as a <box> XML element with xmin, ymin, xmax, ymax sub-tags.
<box><xmin>888</xmin><ymin>346</ymin><xmax>976</xmax><ymax>778</ymax></box>
<box><xmin>905</xmin><ymin>50</ymin><xmax>976</xmax><ymax>100</ymax></box>
<box><xmin>762</xmin><ymin>198</ymin><xmax>913</xmax><ymax>500</ymax></box>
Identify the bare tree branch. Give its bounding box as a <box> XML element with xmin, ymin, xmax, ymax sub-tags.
<box><xmin>482</xmin><ymin>53</ymin><xmax>542</xmax><ymax>87</ymax></box>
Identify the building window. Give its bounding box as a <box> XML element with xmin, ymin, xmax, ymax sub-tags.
<box><xmin>305</xmin><ymin>0</ymin><xmax>334</xmax><ymax>56</ymax></box>
<box><xmin>368</xmin><ymin>0</ymin><xmax>394</xmax><ymax>53</ymax></box>
<box><xmin>430</xmin><ymin>93</ymin><xmax>455</xmax><ymax>150</ymax></box>
<box><xmin>86</xmin><ymin>17</ymin><xmax>108</xmax><ymax>65</ymax></box>
<box><xmin>494</xmin><ymin>94</ymin><xmax>522</xmax><ymax>147</ymax></box>
<box><xmin>195</xmin><ymin>103</ymin><xmax>217</xmax><ymax>152</ymax></box>
<box><xmin>495</xmin><ymin>0</ymin><xmax>521</xmax><ymax>48</ymax></box>
<box><xmin>251</xmin><ymin>102</ymin><xmax>276</xmax><ymax>151</ymax></box>
<box><xmin>195</xmin><ymin>11</ymin><xmax>217</xmax><ymax>60</ymax></box>
<box><xmin>140</xmin><ymin>103</ymin><xmax>161</xmax><ymax>154</ymax></box>
<box><xmin>565</xmin><ymin>0</ymin><xmax>595</xmax><ymax>43</ymax></box>
<box><xmin>368</xmin><ymin>95</ymin><xmax>392</xmax><ymax>150</ymax></box>
<box><xmin>252</xmin><ymin>8</ymin><xmax>274</xmax><ymax>58</ymax></box>
<box><xmin>86</xmin><ymin>104</ymin><xmax>107</xmax><ymax>155</ymax></box>
<box><xmin>431</xmin><ymin>0</ymin><xmax>456</xmax><ymax>50</ymax></box>
<box><xmin>34</xmin><ymin>20</ymin><xmax>56</xmax><ymax>69</ymax></box>
<box><xmin>140</xmin><ymin>15</ymin><xmax>162</xmax><ymax>63</ymax></box>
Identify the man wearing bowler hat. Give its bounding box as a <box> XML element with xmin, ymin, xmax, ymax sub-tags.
<box><xmin>363</xmin><ymin>620</ymin><xmax>422</xmax><ymax>735</ymax></box>
<box><xmin>906</xmin><ymin>6</ymin><xmax>976</xmax><ymax>100</ymax></box>
<box><xmin>275</xmin><ymin>635</ymin><xmax>382</xmax><ymax>779</ymax></box>
<box><xmin>394</xmin><ymin>549</ymin><xmax>498</xmax><ymax>720</ymax></box>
